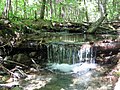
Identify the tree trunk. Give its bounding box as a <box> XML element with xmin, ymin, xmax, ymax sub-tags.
<box><xmin>98</xmin><ymin>0</ymin><xmax>107</xmax><ymax>17</ymax></box>
<box><xmin>59</xmin><ymin>3</ymin><xmax>62</xmax><ymax>21</ymax></box>
<box><xmin>45</xmin><ymin>0</ymin><xmax>49</xmax><ymax>18</ymax></box>
<box><xmin>54</xmin><ymin>0</ymin><xmax>57</xmax><ymax>17</ymax></box>
<box><xmin>50</xmin><ymin>0</ymin><xmax>53</xmax><ymax>19</ymax></box>
<box><xmin>23</xmin><ymin>0</ymin><xmax>27</xmax><ymax>19</ymax></box>
<box><xmin>84</xmin><ymin>0</ymin><xmax>89</xmax><ymax>23</ymax></box>
<box><xmin>87</xmin><ymin>14</ymin><xmax>107</xmax><ymax>33</ymax></box>
<box><xmin>2</xmin><ymin>0</ymin><xmax>12</xmax><ymax>19</ymax></box>
<box><xmin>40</xmin><ymin>0</ymin><xmax>46</xmax><ymax>19</ymax></box>
<box><xmin>15</xmin><ymin>0</ymin><xmax>18</xmax><ymax>15</ymax></box>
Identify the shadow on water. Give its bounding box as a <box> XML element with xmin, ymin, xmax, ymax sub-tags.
<box><xmin>40</xmin><ymin>74</ymin><xmax>73</xmax><ymax>90</ymax></box>
<box><xmin>40</xmin><ymin>33</ymin><xmax>118</xmax><ymax>90</ymax></box>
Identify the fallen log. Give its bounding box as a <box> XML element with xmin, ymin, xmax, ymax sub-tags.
<box><xmin>87</xmin><ymin>14</ymin><xmax>107</xmax><ymax>33</ymax></box>
<box><xmin>80</xmin><ymin>39</ymin><xmax>120</xmax><ymax>57</ymax></box>
<box><xmin>95</xmin><ymin>40</ymin><xmax>120</xmax><ymax>52</ymax></box>
<box><xmin>79</xmin><ymin>40</ymin><xmax>120</xmax><ymax>64</ymax></box>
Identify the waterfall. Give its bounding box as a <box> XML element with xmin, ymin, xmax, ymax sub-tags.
<box><xmin>47</xmin><ymin>42</ymin><xmax>96</xmax><ymax>64</ymax></box>
<box><xmin>47</xmin><ymin>43</ymin><xmax>80</xmax><ymax>64</ymax></box>
<box><xmin>46</xmin><ymin>42</ymin><xmax>97</xmax><ymax>74</ymax></box>
<box><xmin>78</xmin><ymin>43</ymin><xmax>96</xmax><ymax>63</ymax></box>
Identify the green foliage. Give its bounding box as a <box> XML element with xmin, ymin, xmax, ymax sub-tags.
<box><xmin>107</xmin><ymin>0</ymin><xmax>120</xmax><ymax>20</ymax></box>
<box><xmin>0</xmin><ymin>0</ymin><xmax>119</xmax><ymax>23</ymax></box>
<box><xmin>114</xmin><ymin>71</ymin><xmax>120</xmax><ymax>77</ymax></box>
<box><xmin>11</xmin><ymin>86</ymin><xmax>22</xmax><ymax>90</ymax></box>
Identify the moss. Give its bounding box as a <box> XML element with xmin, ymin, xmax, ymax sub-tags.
<box><xmin>114</xmin><ymin>71</ymin><xmax>120</xmax><ymax>77</ymax></box>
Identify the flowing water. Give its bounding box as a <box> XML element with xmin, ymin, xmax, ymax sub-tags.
<box><xmin>40</xmin><ymin>33</ymin><xmax>118</xmax><ymax>90</ymax></box>
<box><xmin>0</xmin><ymin>33</ymin><xmax>119</xmax><ymax>90</ymax></box>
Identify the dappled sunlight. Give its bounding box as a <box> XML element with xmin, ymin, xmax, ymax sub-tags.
<box><xmin>0</xmin><ymin>0</ymin><xmax>120</xmax><ymax>89</ymax></box>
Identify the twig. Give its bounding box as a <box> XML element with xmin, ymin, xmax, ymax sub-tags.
<box><xmin>31</xmin><ymin>58</ymin><xmax>39</xmax><ymax>71</ymax></box>
<box><xmin>0</xmin><ymin>81</ymin><xmax>19</xmax><ymax>88</ymax></box>
<box><xmin>0</xmin><ymin>64</ymin><xmax>20</xmax><ymax>78</ymax></box>
<box><xmin>4</xmin><ymin>60</ymin><xmax>28</xmax><ymax>68</ymax></box>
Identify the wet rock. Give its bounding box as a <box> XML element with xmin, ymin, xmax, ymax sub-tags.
<box><xmin>22</xmin><ymin>74</ymin><xmax>52</xmax><ymax>90</ymax></box>
<box><xmin>0</xmin><ymin>56</ymin><xmax>3</xmax><ymax>63</ymax></box>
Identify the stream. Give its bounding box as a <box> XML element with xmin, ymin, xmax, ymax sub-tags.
<box><xmin>0</xmin><ymin>33</ymin><xmax>119</xmax><ymax>90</ymax></box>
<box><xmin>39</xmin><ymin>33</ymin><xmax>118</xmax><ymax>90</ymax></box>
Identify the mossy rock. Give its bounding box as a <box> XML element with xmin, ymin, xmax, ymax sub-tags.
<box><xmin>32</xmin><ymin>19</ymin><xmax>53</xmax><ymax>30</ymax></box>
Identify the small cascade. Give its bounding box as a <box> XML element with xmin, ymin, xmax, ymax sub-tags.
<box><xmin>47</xmin><ymin>43</ymin><xmax>80</xmax><ymax>64</ymax></box>
<box><xmin>47</xmin><ymin>42</ymin><xmax>97</xmax><ymax>64</ymax></box>
<box><xmin>78</xmin><ymin>42</ymin><xmax>96</xmax><ymax>63</ymax></box>
<box><xmin>46</xmin><ymin>42</ymin><xmax>97</xmax><ymax>74</ymax></box>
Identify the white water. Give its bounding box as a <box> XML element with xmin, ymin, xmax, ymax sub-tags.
<box><xmin>47</xmin><ymin>43</ymin><xmax>97</xmax><ymax>75</ymax></box>
<box><xmin>47</xmin><ymin>62</ymin><xmax>97</xmax><ymax>75</ymax></box>
<box><xmin>78</xmin><ymin>43</ymin><xmax>96</xmax><ymax>63</ymax></box>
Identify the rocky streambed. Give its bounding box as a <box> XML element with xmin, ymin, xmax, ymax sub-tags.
<box><xmin>0</xmin><ymin>51</ymin><xmax>117</xmax><ymax>90</ymax></box>
<box><xmin>0</xmin><ymin>33</ymin><xmax>120</xmax><ymax>90</ymax></box>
